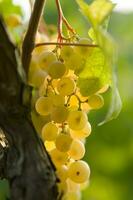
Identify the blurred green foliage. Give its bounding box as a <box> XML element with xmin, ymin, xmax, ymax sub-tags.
<box><xmin>0</xmin><ymin>1</ymin><xmax>133</xmax><ymax>200</ymax></box>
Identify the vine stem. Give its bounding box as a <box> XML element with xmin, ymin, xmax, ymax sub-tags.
<box><xmin>55</xmin><ymin>0</ymin><xmax>76</xmax><ymax>42</ymax></box>
<box><xmin>35</xmin><ymin>42</ymin><xmax>98</xmax><ymax>48</ymax></box>
<box><xmin>22</xmin><ymin>0</ymin><xmax>46</xmax><ymax>76</ymax></box>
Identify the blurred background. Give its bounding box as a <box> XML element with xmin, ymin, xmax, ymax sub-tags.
<box><xmin>0</xmin><ymin>0</ymin><xmax>133</xmax><ymax>200</ymax></box>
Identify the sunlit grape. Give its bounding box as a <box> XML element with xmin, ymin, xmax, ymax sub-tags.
<box><xmin>35</xmin><ymin>96</ymin><xmax>53</xmax><ymax>115</ymax></box>
<box><xmin>55</xmin><ymin>133</ymin><xmax>72</xmax><ymax>152</ymax></box>
<box><xmin>50</xmin><ymin>148</ymin><xmax>68</xmax><ymax>167</ymax></box>
<box><xmin>42</xmin><ymin>122</ymin><xmax>58</xmax><ymax>141</ymax></box>
<box><xmin>38</xmin><ymin>51</ymin><xmax>57</xmax><ymax>70</ymax></box>
<box><xmin>67</xmin><ymin>110</ymin><xmax>88</xmax><ymax>130</ymax></box>
<box><xmin>70</xmin><ymin>122</ymin><xmax>91</xmax><ymax>139</ymax></box>
<box><xmin>57</xmin><ymin>77</ymin><xmax>76</xmax><ymax>96</ymax></box>
<box><xmin>68</xmin><ymin>160</ymin><xmax>90</xmax><ymax>183</ymax></box>
<box><xmin>88</xmin><ymin>94</ymin><xmax>104</xmax><ymax>109</ymax></box>
<box><xmin>51</xmin><ymin>106</ymin><xmax>69</xmax><ymax>123</ymax></box>
<box><xmin>68</xmin><ymin>139</ymin><xmax>85</xmax><ymax>160</ymax></box>
<box><xmin>48</xmin><ymin>61</ymin><xmax>66</xmax><ymax>79</ymax></box>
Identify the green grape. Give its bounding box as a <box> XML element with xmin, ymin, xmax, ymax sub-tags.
<box><xmin>28</xmin><ymin>68</ymin><xmax>47</xmax><ymax>88</ymax></box>
<box><xmin>51</xmin><ymin>106</ymin><xmax>69</xmax><ymax>123</ymax></box>
<box><xmin>5</xmin><ymin>14</ymin><xmax>22</xmax><ymax>27</ymax></box>
<box><xmin>57</xmin><ymin>77</ymin><xmax>76</xmax><ymax>96</ymax></box>
<box><xmin>44</xmin><ymin>141</ymin><xmax>56</xmax><ymax>152</ymax></box>
<box><xmin>67</xmin><ymin>110</ymin><xmax>88</xmax><ymax>130</ymax></box>
<box><xmin>70</xmin><ymin>122</ymin><xmax>91</xmax><ymax>139</ymax></box>
<box><xmin>48</xmin><ymin>61</ymin><xmax>66</xmax><ymax>79</ymax></box>
<box><xmin>50</xmin><ymin>148</ymin><xmax>68</xmax><ymax>167</ymax></box>
<box><xmin>31</xmin><ymin>111</ymin><xmax>50</xmax><ymax>135</ymax></box>
<box><xmin>60</xmin><ymin>46</ymin><xmax>74</xmax><ymax>61</ymax></box>
<box><xmin>56</xmin><ymin>165</ymin><xmax>68</xmax><ymax>182</ymax></box>
<box><xmin>38</xmin><ymin>51</ymin><xmax>57</xmax><ymax>71</ymax></box>
<box><xmin>68</xmin><ymin>140</ymin><xmax>85</xmax><ymax>160</ymax></box>
<box><xmin>75</xmin><ymin>38</ymin><xmax>92</xmax><ymax>57</ymax></box>
<box><xmin>65</xmin><ymin>53</ymin><xmax>83</xmax><ymax>72</ymax></box>
<box><xmin>55</xmin><ymin>133</ymin><xmax>73</xmax><ymax>152</ymax></box>
<box><xmin>35</xmin><ymin>96</ymin><xmax>53</xmax><ymax>116</ymax></box>
<box><xmin>42</xmin><ymin>122</ymin><xmax>59</xmax><ymax>141</ymax></box>
<box><xmin>88</xmin><ymin>94</ymin><xmax>104</xmax><ymax>109</ymax></box>
<box><xmin>52</xmin><ymin>94</ymin><xmax>65</xmax><ymax>106</ymax></box>
<box><xmin>68</xmin><ymin>160</ymin><xmax>90</xmax><ymax>183</ymax></box>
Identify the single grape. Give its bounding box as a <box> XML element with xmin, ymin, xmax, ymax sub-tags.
<box><xmin>68</xmin><ymin>160</ymin><xmax>90</xmax><ymax>183</ymax></box>
<box><xmin>51</xmin><ymin>106</ymin><xmax>69</xmax><ymax>123</ymax></box>
<box><xmin>60</xmin><ymin>46</ymin><xmax>74</xmax><ymax>61</ymax></box>
<box><xmin>56</xmin><ymin>165</ymin><xmax>68</xmax><ymax>182</ymax></box>
<box><xmin>38</xmin><ymin>51</ymin><xmax>57</xmax><ymax>71</ymax></box>
<box><xmin>67</xmin><ymin>110</ymin><xmax>88</xmax><ymax>130</ymax></box>
<box><xmin>88</xmin><ymin>94</ymin><xmax>104</xmax><ymax>109</ymax></box>
<box><xmin>57</xmin><ymin>77</ymin><xmax>76</xmax><ymax>96</ymax></box>
<box><xmin>70</xmin><ymin>122</ymin><xmax>91</xmax><ymax>139</ymax></box>
<box><xmin>50</xmin><ymin>148</ymin><xmax>68</xmax><ymax>167</ymax></box>
<box><xmin>55</xmin><ymin>133</ymin><xmax>73</xmax><ymax>152</ymax></box>
<box><xmin>48</xmin><ymin>61</ymin><xmax>66</xmax><ymax>79</ymax></box>
<box><xmin>44</xmin><ymin>141</ymin><xmax>56</xmax><ymax>152</ymax></box>
<box><xmin>65</xmin><ymin>53</ymin><xmax>83</xmax><ymax>72</ymax></box>
<box><xmin>35</xmin><ymin>96</ymin><xmax>53</xmax><ymax>116</ymax></box>
<box><xmin>98</xmin><ymin>84</ymin><xmax>109</xmax><ymax>94</ymax></box>
<box><xmin>28</xmin><ymin>68</ymin><xmax>47</xmax><ymax>88</ymax></box>
<box><xmin>68</xmin><ymin>140</ymin><xmax>85</xmax><ymax>160</ymax></box>
<box><xmin>52</xmin><ymin>94</ymin><xmax>65</xmax><ymax>106</ymax></box>
<box><xmin>42</xmin><ymin>122</ymin><xmax>58</xmax><ymax>141</ymax></box>
<box><xmin>75</xmin><ymin>38</ymin><xmax>92</xmax><ymax>57</ymax></box>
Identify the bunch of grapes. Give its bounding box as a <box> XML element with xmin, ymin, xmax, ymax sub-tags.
<box><xmin>29</xmin><ymin>35</ymin><xmax>106</xmax><ymax>200</ymax></box>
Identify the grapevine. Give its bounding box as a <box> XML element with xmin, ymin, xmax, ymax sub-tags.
<box><xmin>28</xmin><ymin>1</ymin><xmax>109</xmax><ymax>198</ymax></box>
<box><xmin>0</xmin><ymin>0</ymin><xmax>122</xmax><ymax>199</ymax></box>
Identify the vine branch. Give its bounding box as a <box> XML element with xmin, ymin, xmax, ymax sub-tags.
<box><xmin>22</xmin><ymin>0</ymin><xmax>46</xmax><ymax>76</ymax></box>
<box><xmin>35</xmin><ymin>42</ymin><xmax>98</xmax><ymax>48</ymax></box>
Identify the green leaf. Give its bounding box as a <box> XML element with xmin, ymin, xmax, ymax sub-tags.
<box><xmin>76</xmin><ymin>0</ymin><xmax>122</xmax><ymax>123</ymax></box>
<box><xmin>76</xmin><ymin>0</ymin><xmax>115</xmax><ymax>27</ymax></box>
<box><xmin>99</xmin><ymin>74</ymin><xmax>122</xmax><ymax>125</ymax></box>
<box><xmin>77</xmin><ymin>47</ymin><xmax>111</xmax><ymax>96</ymax></box>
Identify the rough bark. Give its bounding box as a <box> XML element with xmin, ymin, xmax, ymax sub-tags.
<box><xmin>0</xmin><ymin>18</ymin><xmax>58</xmax><ymax>200</ymax></box>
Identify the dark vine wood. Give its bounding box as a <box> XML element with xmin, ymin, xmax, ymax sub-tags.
<box><xmin>0</xmin><ymin>18</ymin><xmax>58</xmax><ymax>200</ymax></box>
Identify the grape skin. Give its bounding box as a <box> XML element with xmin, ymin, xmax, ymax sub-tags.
<box><xmin>42</xmin><ymin>122</ymin><xmax>58</xmax><ymax>141</ymax></box>
<box><xmin>55</xmin><ymin>133</ymin><xmax>73</xmax><ymax>152</ymax></box>
<box><xmin>68</xmin><ymin>160</ymin><xmax>90</xmax><ymax>183</ymax></box>
<box><xmin>68</xmin><ymin>139</ymin><xmax>85</xmax><ymax>160</ymax></box>
<box><xmin>57</xmin><ymin>77</ymin><xmax>76</xmax><ymax>96</ymax></box>
<box><xmin>67</xmin><ymin>110</ymin><xmax>88</xmax><ymax>130</ymax></box>
<box><xmin>48</xmin><ymin>61</ymin><xmax>66</xmax><ymax>79</ymax></box>
<box><xmin>35</xmin><ymin>96</ymin><xmax>53</xmax><ymax>116</ymax></box>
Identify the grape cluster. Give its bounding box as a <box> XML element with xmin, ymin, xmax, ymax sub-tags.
<box><xmin>29</xmin><ymin>36</ymin><xmax>107</xmax><ymax>200</ymax></box>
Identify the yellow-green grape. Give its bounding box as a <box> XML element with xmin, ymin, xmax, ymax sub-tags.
<box><xmin>5</xmin><ymin>14</ymin><xmax>22</xmax><ymax>27</ymax></box>
<box><xmin>70</xmin><ymin>122</ymin><xmax>91</xmax><ymax>139</ymax></box>
<box><xmin>55</xmin><ymin>133</ymin><xmax>73</xmax><ymax>152</ymax></box>
<box><xmin>98</xmin><ymin>84</ymin><xmax>109</xmax><ymax>94</ymax></box>
<box><xmin>66</xmin><ymin>53</ymin><xmax>83</xmax><ymax>72</ymax></box>
<box><xmin>48</xmin><ymin>61</ymin><xmax>66</xmax><ymax>79</ymax></box>
<box><xmin>88</xmin><ymin>94</ymin><xmax>104</xmax><ymax>109</ymax></box>
<box><xmin>56</xmin><ymin>165</ymin><xmax>68</xmax><ymax>182</ymax></box>
<box><xmin>68</xmin><ymin>140</ymin><xmax>85</xmax><ymax>160</ymax></box>
<box><xmin>50</xmin><ymin>148</ymin><xmax>68</xmax><ymax>167</ymax></box>
<box><xmin>28</xmin><ymin>68</ymin><xmax>47</xmax><ymax>88</ymax></box>
<box><xmin>44</xmin><ymin>141</ymin><xmax>56</xmax><ymax>152</ymax></box>
<box><xmin>31</xmin><ymin>111</ymin><xmax>50</xmax><ymax>135</ymax></box>
<box><xmin>75</xmin><ymin>38</ymin><xmax>92</xmax><ymax>57</ymax></box>
<box><xmin>62</xmin><ymin>192</ymin><xmax>81</xmax><ymax>200</ymax></box>
<box><xmin>60</xmin><ymin>46</ymin><xmax>74</xmax><ymax>60</ymax></box>
<box><xmin>52</xmin><ymin>95</ymin><xmax>65</xmax><ymax>106</ymax></box>
<box><xmin>57</xmin><ymin>77</ymin><xmax>76</xmax><ymax>96</ymax></box>
<box><xmin>42</xmin><ymin>122</ymin><xmax>58</xmax><ymax>141</ymax></box>
<box><xmin>35</xmin><ymin>96</ymin><xmax>53</xmax><ymax>116</ymax></box>
<box><xmin>38</xmin><ymin>51</ymin><xmax>57</xmax><ymax>71</ymax></box>
<box><xmin>51</xmin><ymin>106</ymin><xmax>68</xmax><ymax>123</ymax></box>
<box><xmin>68</xmin><ymin>160</ymin><xmax>90</xmax><ymax>183</ymax></box>
<box><xmin>67</xmin><ymin>110</ymin><xmax>88</xmax><ymax>130</ymax></box>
